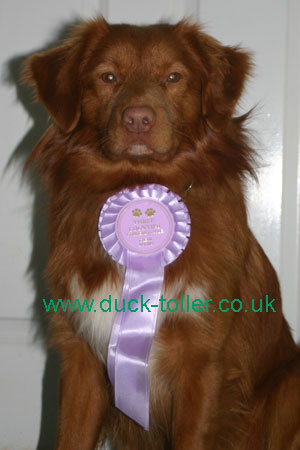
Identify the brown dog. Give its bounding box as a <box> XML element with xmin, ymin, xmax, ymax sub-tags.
<box><xmin>24</xmin><ymin>17</ymin><xmax>300</xmax><ymax>450</ymax></box>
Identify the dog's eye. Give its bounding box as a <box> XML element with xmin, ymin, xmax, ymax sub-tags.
<box><xmin>167</xmin><ymin>72</ymin><xmax>181</xmax><ymax>83</ymax></box>
<box><xmin>101</xmin><ymin>72</ymin><xmax>117</xmax><ymax>83</ymax></box>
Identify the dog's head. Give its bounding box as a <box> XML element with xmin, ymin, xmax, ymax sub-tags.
<box><xmin>23</xmin><ymin>18</ymin><xmax>255</xmax><ymax>293</ymax></box>
<box><xmin>24</xmin><ymin>18</ymin><xmax>254</xmax><ymax>191</ymax></box>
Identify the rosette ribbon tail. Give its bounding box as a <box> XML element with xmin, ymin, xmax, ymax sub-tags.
<box><xmin>107</xmin><ymin>250</ymin><xmax>164</xmax><ymax>430</ymax></box>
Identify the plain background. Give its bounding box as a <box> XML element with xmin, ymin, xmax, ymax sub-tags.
<box><xmin>0</xmin><ymin>0</ymin><xmax>299</xmax><ymax>448</ymax></box>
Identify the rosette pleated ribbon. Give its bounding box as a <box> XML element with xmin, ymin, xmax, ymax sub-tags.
<box><xmin>98</xmin><ymin>184</ymin><xmax>191</xmax><ymax>430</ymax></box>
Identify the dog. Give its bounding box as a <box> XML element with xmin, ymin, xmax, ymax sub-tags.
<box><xmin>23</xmin><ymin>17</ymin><xmax>300</xmax><ymax>450</ymax></box>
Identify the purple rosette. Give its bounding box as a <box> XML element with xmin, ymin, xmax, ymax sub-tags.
<box><xmin>98</xmin><ymin>184</ymin><xmax>190</xmax><ymax>430</ymax></box>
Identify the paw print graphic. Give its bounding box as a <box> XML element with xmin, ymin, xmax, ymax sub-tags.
<box><xmin>132</xmin><ymin>208</ymin><xmax>142</xmax><ymax>217</ymax></box>
<box><xmin>145</xmin><ymin>208</ymin><xmax>155</xmax><ymax>216</ymax></box>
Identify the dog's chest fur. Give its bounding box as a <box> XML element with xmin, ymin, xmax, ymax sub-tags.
<box><xmin>69</xmin><ymin>277</ymin><xmax>121</xmax><ymax>363</ymax></box>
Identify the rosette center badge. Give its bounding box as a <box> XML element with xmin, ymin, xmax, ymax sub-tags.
<box><xmin>116</xmin><ymin>199</ymin><xmax>175</xmax><ymax>254</ymax></box>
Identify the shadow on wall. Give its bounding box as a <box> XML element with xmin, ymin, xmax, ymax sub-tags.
<box><xmin>4</xmin><ymin>19</ymin><xmax>82</xmax><ymax>450</ymax></box>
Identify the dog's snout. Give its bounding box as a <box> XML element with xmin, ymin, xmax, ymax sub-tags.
<box><xmin>122</xmin><ymin>106</ymin><xmax>156</xmax><ymax>134</ymax></box>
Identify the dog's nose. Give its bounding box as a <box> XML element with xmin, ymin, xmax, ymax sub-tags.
<box><xmin>122</xmin><ymin>106</ymin><xmax>156</xmax><ymax>133</ymax></box>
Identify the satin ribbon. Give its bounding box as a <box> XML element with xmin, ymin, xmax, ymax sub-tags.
<box><xmin>107</xmin><ymin>251</ymin><xmax>164</xmax><ymax>430</ymax></box>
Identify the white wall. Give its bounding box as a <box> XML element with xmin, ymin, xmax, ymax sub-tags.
<box><xmin>0</xmin><ymin>0</ymin><xmax>299</xmax><ymax>448</ymax></box>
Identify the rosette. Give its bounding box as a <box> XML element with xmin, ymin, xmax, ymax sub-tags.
<box><xmin>98</xmin><ymin>184</ymin><xmax>191</xmax><ymax>430</ymax></box>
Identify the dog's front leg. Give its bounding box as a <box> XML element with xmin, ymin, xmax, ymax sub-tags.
<box><xmin>172</xmin><ymin>359</ymin><xmax>221</xmax><ymax>450</ymax></box>
<box><xmin>157</xmin><ymin>320</ymin><xmax>222</xmax><ymax>450</ymax></box>
<box><xmin>51</xmin><ymin>314</ymin><xmax>110</xmax><ymax>450</ymax></box>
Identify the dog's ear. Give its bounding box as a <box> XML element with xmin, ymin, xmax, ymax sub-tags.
<box><xmin>23</xmin><ymin>18</ymin><xmax>109</xmax><ymax>133</ymax></box>
<box><xmin>24</xmin><ymin>44</ymin><xmax>82</xmax><ymax>133</ymax></box>
<box><xmin>202</xmin><ymin>45</ymin><xmax>252</xmax><ymax>131</ymax></box>
<box><xmin>175</xmin><ymin>22</ymin><xmax>252</xmax><ymax>131</ymax></box>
